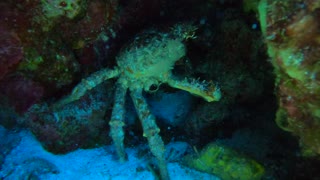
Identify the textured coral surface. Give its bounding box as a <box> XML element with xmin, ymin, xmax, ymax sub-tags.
<box><xmin>258</xmin><ymin>0</ymin><xmax>320</xmax><ymax>156</ymax></box>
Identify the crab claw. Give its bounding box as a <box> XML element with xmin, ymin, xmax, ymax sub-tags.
<box><xmin>167</xmin><ymin>76</ymin><xmax>221</xmax><ymax>102</ymax></box>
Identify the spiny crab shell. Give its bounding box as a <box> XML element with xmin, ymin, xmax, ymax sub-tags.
<box><xmin>53</xmin><ymin>23</ymin><xmax>221</xmax><ymax>180</ymax></box>
<box><xmin>117</xmin><ymin>30</ymin><xmax>186</xmax><ymax>92</ymax></box>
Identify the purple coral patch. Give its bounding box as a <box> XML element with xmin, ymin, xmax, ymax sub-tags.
<box><xmin>0</xmin><ymin>75</ymin><xmax>44</xmax><ymax>113</ymax></box>
<box><xmin>0</xmin><ymin>26</ymin><xmax>23</xmax><ymax>80</ymax></box>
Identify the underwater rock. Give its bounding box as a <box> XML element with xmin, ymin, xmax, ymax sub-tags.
<box><xmin>23</xmin><ymin>83</ymin><xmax>113</xmax><ymax>153</ymax></box>
<box><xmin>184</xmin><ymin>102</ymin><xmax>229</xmax><ymax>135</ymax></box>
<box><xmin>0</xmin><ymin>26</ymin><xmax>23</xmax><ymax>80</ymax></box>
<box><xmin>147</xmin><ymin>90</ymin><xmax>194</xmax><ymax>127</ymax></box>
<box><xmin>0</xmin><ymin>75</ymin><xmax>44</xmax><ymax>113</ymax></box>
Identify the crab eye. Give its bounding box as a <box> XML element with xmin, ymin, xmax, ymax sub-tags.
<box><xmin>148</xmin><ymin>84</ymin><xmax>159</xmax><ymax>93</ymax></box>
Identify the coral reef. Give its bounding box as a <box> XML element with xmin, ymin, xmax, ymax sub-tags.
<box><xmin>38</xmin><ymin>0</ymin><xmax>88</xmax><ymax>31</ymax></box>
<box><xmin>60</xmin><ymin>0</ymin><xmax>118</xmax><ymax>49</ymax></box>
<box><xmin>18</xmin><ymin>42</ymin><xmax>80</xmax><ymax>90</ymax></box>
<box><xmin>1</xmin><ymin>0</ymin><xmax>319</xmax><ymax>179</ymax></box>
<box><xmin>258</xmin><ymin>0</ymin><xmax>320</xmax><ymax>157</ymax></box>
<box><xmin>0</xmin><ymin>0</ymin><xmax>120</xmax><ymax>112</ymax></box>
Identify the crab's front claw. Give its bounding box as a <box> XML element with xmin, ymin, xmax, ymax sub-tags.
<box><xmin>167</xmin><ymin>76</ymin><xmax>221</xmax><ymax>102</ymax></box>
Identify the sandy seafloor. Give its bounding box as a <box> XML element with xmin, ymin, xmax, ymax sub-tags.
<box><xmin>0</xmin><ymin>130</ymin><xmax>219</xmax><ymax>180</ymax></box>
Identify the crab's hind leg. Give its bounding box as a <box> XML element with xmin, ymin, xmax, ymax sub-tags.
<box><xmin>52</xmin><ymin>68</ymin><xmax>120</xmax><ymax>109</ymax></box>
<box><xmin>130</xmin><ymin>88</ymin><xmax>169</xmax><ymax>180</ymax></box>
<box><xmin>109</xmin><ymin>79</ymin><xmax>128</xmax><ymax>162</ymax></box>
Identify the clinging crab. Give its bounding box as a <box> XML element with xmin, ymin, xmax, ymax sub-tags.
<box><xmin>53</xmin><ymin>23</ymin><xmax>221</xmax><ymax>180</ymax></box>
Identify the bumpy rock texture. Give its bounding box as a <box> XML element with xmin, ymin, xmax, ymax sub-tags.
<box><xmin>258</xmin><ymin>0</ymin><xmax>320</xmax><ymax>156</ymax></box>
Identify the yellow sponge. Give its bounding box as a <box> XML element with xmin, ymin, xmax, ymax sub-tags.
<box><xmin>183</xmin><ymin>143</ymin><xmax>265</xmax><ymax>180</ymax></box>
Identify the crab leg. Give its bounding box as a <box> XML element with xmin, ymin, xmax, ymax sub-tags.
<box><xmin>130</xmin><ymin>88</ymin><xmax>169</xmax><ymax>180</ymax></box>
<box><xmin>53</xmin><ymin>68</ymin><xmax>120</xmax><ymax>109</ymax></box>
<box><xmin>109</xmin><ymin>80</ymin><xmax>128</xmax><ymax>162</ymax></box>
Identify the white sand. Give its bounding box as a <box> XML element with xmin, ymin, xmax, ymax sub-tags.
<box><xmin>0</xmin><ymin>130</ymin><xmax>219</xmax><ymax>180</ymax></box>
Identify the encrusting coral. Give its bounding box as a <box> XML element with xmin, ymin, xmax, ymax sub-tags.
<box><xmin>258</xmin><ymin>0</ymin><xmax>320</xmax><ymax>156</ymax></box>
